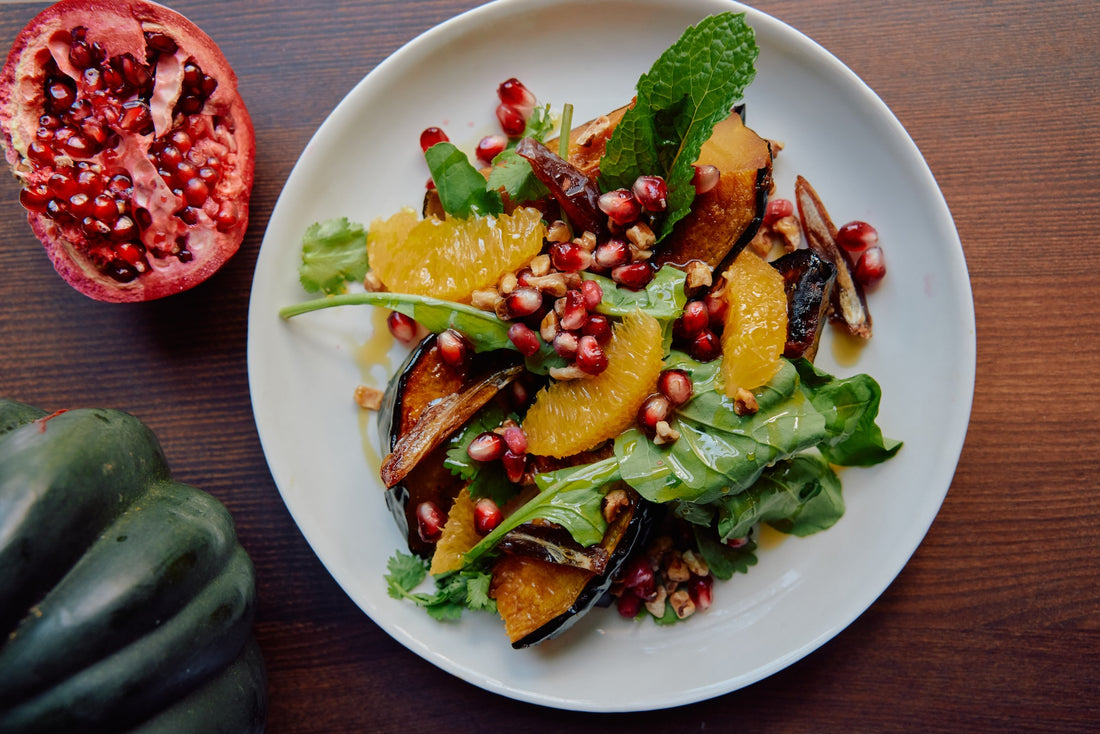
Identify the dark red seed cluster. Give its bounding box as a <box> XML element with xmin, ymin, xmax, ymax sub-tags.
<box><xmin>837</xmin><ymin>220</ymin><xmax>887</xmax><ymax>287</ymax></box>
<box><xmin>636</xmin><ymin>368</ymin><xmax>694</xmax><ymax>438</ymax></box>
<box><xmin>612</xmin><ymin>535</ymin><xmax>714</xmax><ymax>620</ymax></box>
<box><xmin>672</xmin><ymin>295</ymin><xmax>726</xmax><ymax>362</ymax></box>
<box><xmin>467</xmin><ymin>422</ymin><xmax>530</xmax><ymax>489</ymax></box>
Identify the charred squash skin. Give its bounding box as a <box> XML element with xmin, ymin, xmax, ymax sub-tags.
<box><xmin>0</xmin><ymin>399</ymin><xmax>265</xmax><ymax>734</ymax></box>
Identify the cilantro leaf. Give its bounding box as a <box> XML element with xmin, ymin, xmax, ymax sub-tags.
<box><xmin>385</xmin><ymin>550</ymin><xmax>497</xmax><ymax>620</ymax></box>
<box><xmin>599</xmin><ymin>12</ymin><xmax>759</xmax><ymax>240</ymax></box>
<box><xmin>298</xmin><ymin>217</ymin><xmax>369</xmax><ymax>295</ymax></box>
<box><xmin>425</xmin><ymin>142</ymin><xmax>503</xmax><ymax>218</ymax></box>
<box><xmin>384</xmin><ymin>551</ymin><xmax>429</xmax><ymax>600</ymax></box>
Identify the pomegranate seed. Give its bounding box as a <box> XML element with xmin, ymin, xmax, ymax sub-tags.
<box><xmin>836</xmin><ymin>220</ymin><xmax>880</xmax><ymax>253</ymax></box>
<box><xmin>575</xmin><ymin>335</ymin><xmax>608</xmax><ymax>375</ymax></box>
<box><xmin>611</xmin><ymin>262</ymin><xmax>653</xmax><ymax>290</ymax></box>
<box><xmin>502</xmin><ymin>450</ymin><xmax>526</xmax><ymax>483</ymax></box>
<box><xmin>183</xmin><ymin>177</ymin><xmax>209</xmax><ymax>206</ymax></box>
<box><xmin>473</xmin><ymin>497</ymin><xmax>504</xmax><ymax>535</ymax></box>
<box><xmin>598</xmin><ymin>189</ymin><xmax>642</xmax><ymax>226</ymax></box>
<box><xmin>159</xmin><ymin>144</ymin><xmax>183</xmax><ymax>168</ymax></box>
<box><xmin>637</xmin><ymin>393</ymin><xmax>671</xmax><ymax>434</ymax></box>
<box><xmin>416</xmin><ymin>501</ymin><xmax>446</xmax><ymax>543</ymax></box>
<box><xmin>855</xmin><ymin>245</ymin><xmax>887</xmax><ymax>286</ymax></box>
<box><xmin>509</xmin><ymin>379</ymin><xmax>531</xmax><ymax>410</ymax></box>
<box><xmin>582</xmin><ymin>313</ymin><xmax>612</xmax><ymax>345</ymax></box>
<box><xmin>507</xmin><ymin>322</ymin><xmax>541</xmax><ymax>356</ymax></box>
<box><xmin>91</xmin><ymin>194</ymin><xmax>117</xmax><ymax>222</ymax></box>
<box><xmin>476</xmin><ymin>133</ymin><xmax>507</xmax><ymax>163</ymax></box>
<box><xmin>419</xmin><ymin>126</ymin><xmax>449</xmax><ymax>152</ymax></box>
<box><xmin>676</xmin><ymin>300</ymin><xmax>709</xmax><ymax>338</ymax></box>
<box><xmin>549</xmin><ymin>241</ymin><xmax>591</xmax><ymax>272</ymax></box>
<box><xmin>631</xmin><ymin>175</ymin><xmax>668</xmax><ymax>212</ymax></box>
<box><xmin>593</xmin><ymin>238</ymin><xmax>631</xmax><ymax>270</ymax></box>
<box><xmin>763</xmin><ymin>197</ymin><xmax>794</xmax><ymax>225</ymax></box>
<box><xmin>19</xmin><ymin>184</ymin><xmax>51</xmax><ymax>213</ymax></box>
<box><xmin>704</xmin><ymin>292</ymin><xmax>728</xmax><ymax>328</ymax></box>
<box><xmin>688</xmin><ymin>575</ymin><xmax>714</xmax><ymax>610</ymax></box>
<box><xmin>111</xmin><ymin>215</ymin><xmax>136</xmax><ymax>241</ymax></box>
<box><xmin>552</xmin><ymin>330</ymin><xmax>579</xmax><ymax>360</ymax></box>
<box><xmin>437</xmin><ymin>329</ymin><xmax>471</xmax><ymax>371</ymax></box>
<box><xmin>496</xmin><ymin>103</ymin><xmax>527</xmax><ymax>137</ymax></box>
<box><xmin>116</xmin><ymin>242</ymin><xmax>143</xmax><ymax>265</ymax></box>
<box><xmin>658</xmin><ymin>369</ymin><xmax>694</xmax><ymax>406</ymax></box>
<box><xmin>620</xmin><ymin>555</ymin><xmax>655</xmax><ymax>590</ymax></box>
<box><xmin>581</xmin><ymin>279</ymin><xmax>603</xmax><ymax>310</ymax></box>
<box><xmin>617</xmin><ymin>590</ymin><xmax>643</xmax><ymax>618</ymax></box>
<box><xmin>26</xmin><ymin>141</ymin><xmax>54</xmax><ymax>166</ymax></box>
<box><xmin>558</xmin><ymin>289</ymin><xmax>588</xmax><ymax>331</ymax></box>
<box><xmin>467</xmin><ymin>431</ymin><xmax>505</xmax><ymax>462</ymax></box>
<box><xmin>497</xmin><ymin>77</ymin><xmax>536</xmax><ymax>114</ymax></box>
<box><xmin>387</xmin><ymin>311</ymin><xmax>419</xmax><ymax>344</ymax></box>
<box><xmin>501</xmin><ymin>425</ymin><xmax>528</xmax><ymax>455</ymax></box>
<box><xmin>726</xmin><ymin>535</ymin><xmax>751</xmax><ymax>549</ymax></box>
<box><xmin>215</xmin><ymin>201</ymin><xmax>239</xmax><ymax>230</ymax></box>
<box><xmin>689</xmin><ymin>329</ymin><xmax>722</xmax><ymax>362</ymax></box>
<box><xmin>692</xmin><ymin>164</ymin><xmax>720</xmax><ymax>195</ymax></box>
<box><xmin>503</xmin><ymin>286</ymin><xmax>543</xmax><ymax>319</ymax></box>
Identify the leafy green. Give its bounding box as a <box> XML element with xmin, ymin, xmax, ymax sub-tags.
<box><xmin>692</xmin><ymin>524</ymin><xmax>758</xmax><ymax>579</ymax></box>
<box><xmin>443</xmin><ymin>405</ymin><xmax>517</xmax><ymax>507</ymax></box>
<box><xmin>716</xmin><ymin>455</ymin><xmax>844</xmax><ymax>541</ymax></box>
<box><xmin>279</xmin><ymin>291</ymin><xmax>514</xmax><ymax>353</ymax></box>
<box><xmin>384</xmin><ymin>551</ymin><xmax>497</xmax><ymax>620</ymax></box>
<box><xmin>587</xmin><ymin>264</ymin><xmax>687</xmax><ymax>321</ymax></box>
<box><xmin>793</xmin><ymin>359</ymin><xmax>903</xmax><ymax>466</ymax></box>
<box><xmin>598</xmin><ymin>12</ymin><xmax>758</xmax><ymax>240</ymax></box>
<box><xmin>297</xmin><ymin>217</ymin><xmax>369</xmax><ymax>295</ymax></box>
<box><xmin>486</xmin><ymin>103</ymin><xmax>556</xmax><ymax>204</ymax></box>
<box><xmin>425</xmin><ymin>142</ymin><xmax>503</xmax><ymax>218</ymax></box>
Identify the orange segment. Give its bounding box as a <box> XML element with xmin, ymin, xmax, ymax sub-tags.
<box><xmin>429</xmin><ymin>487</ymin><xmax>481</xmax><ymax>575</ymax></box>
<box><xmin>367</xmin><ymin>206</ymin><xmax>545</xmax><ymax>302</ymax></box>
<box><xmin>522</xmin><ymin>310</ymin><xmax>664</xmax><ymax>458</ymax></box>
<box><xmin>720</xmin><ymin>250</ymin><xmax>788</xmax><ymax>395</ymax></box>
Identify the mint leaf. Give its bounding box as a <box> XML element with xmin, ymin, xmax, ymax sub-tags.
<box><xmin>425</xmin><ymin>142</ymin><xmax>503</xmax><ymax>218</ymax></box>
<box><xmin>599</xmin><ymin>12</ymin><xmax>758</xmax><ymax>240</ymax></box>
<box><xmin>298</xmin><ymin>217</ymin><xmax>369</xmax><ymax>294</ymax></box>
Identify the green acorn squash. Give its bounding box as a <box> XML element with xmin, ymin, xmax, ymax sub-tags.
<box><xmin>0</xmin><ymin>399</ymin><xmax>266</xmax><ymax>734</ymax></box>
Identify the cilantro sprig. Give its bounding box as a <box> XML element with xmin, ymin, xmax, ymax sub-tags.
<box><xmin>384</xmin><ymin>551</ymin><xmax>496</xmax><ymax>621</ymax></box>
<box><xmin>297</xmin><ymin>217</ymin><xmax>369</xmax><ymax>295</ymax></box>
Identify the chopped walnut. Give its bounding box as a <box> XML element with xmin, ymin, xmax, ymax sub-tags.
<box><xmin>773</xmin><ymin>215</ymin><xmax>802</xmax><ymax>251</ymax></box>
<box><xmin>681</xmin><ymin>549</ymin><xmax>709</xmax><ymax>577</ymax></box>
<box><xmin>664</xmin><ymin>551</ymin><xmax>691</xmax><ymax>584</ymax></box>
<box><xmin>602</xmin><ymin>488</ymin><xmax>630</xmax><ymax>523</ymax></box>
<box><xmin>529</xmin><ymin>253</ymin><xmax>552</xmax><ymax>277</ymax></box>
<box><xmin>548</xmin><ymin>364</ymin><xmax>589</xmax><ymax>381</ymax></box>
<box><xmin>546</xmin><ymin>220</ymin><xmax>572</xmax><ymax>243</ymax></box>
<box><xmin>653</xmin><ymin>420</ymin><xmax>680</xmax><ymax>445</ymax></box>
<box><xmin>644</xmin><ymin>585</ymin><xmax>668</xmax><ymax>619</ymax></box>
<box><xmin>575</xmin><ymin>231</ymin><xmax>599</xmax><ymax>253</ymax></box>
<box><xmin>669</xmin><ymin>589</ymin><xmax>696</xmax><ymax>619</ymax></box>
<box><xmin>626</xmin><ymin>222</ymin><xmax>656</xmax><ymax>251</ymax></box>
<box><xmin>353</xmin><ymin>385</ymin><xmax>384</xmax><ymax>411</ymax></box>
<box><xmin>498</xmin><ymin>271</ymin><xmax>518</xmax><ymax>295</ymax></box>
<box><xmin>525</xmin><ymin>272</ymin><xmax>568</xmax><ymax>297</ymax></box>
<box><xmin>362</xmin><ymin>270</ymin><xmax>385</xmax><ymax>292</ymax></box>
<box><xmin>470</xmin><ymin>288</ymin><xmax>502</xmax><ymax>312</ymax></box>
<box><xmin>683</xmin><ymin>260</ymin><xmax>713</xmax><ymax>292</ymax></box>
<box><xmin>540</xmin><ymin>309</ymin><xmax>560</xmax><ymax>342</ymax></box>
<box><xmin>733</xmin><ymin>387</ymin><xmax>759</xmax><ymax>416</ymax></box>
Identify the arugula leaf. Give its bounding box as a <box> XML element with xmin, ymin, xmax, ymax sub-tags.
<box><xmin>443</xmin><ymin>405</ymin><xmax>518</xmax><ymax>507</ymax></box>
<box><xmin>385</xmin><ymin>551</ymin><xmax>497</xmax><ymax>620</ymax></box>
<box><xmin>793</xmin><ymin>359</ymin><xmax>903</xmax><ymax>466</ymax></box>
<box><xmin>715</xmin><ymin>455</ymin><xmax>844</xmax><ymax>540</ymax></box>
<box><xmin>297</xmin><ymin>217</ymin><xmax>369</xmax><ymax>295</ymax></box>
<box><xmin>279</xmin><ymin>291</ymin><xmax>514</xmax><ymax>353</ymax></box>
<box><xmin>425</xmin><ymin>142</ymin><xmax>503</xmax><ymax>218</ymax></box>
<box><xmin>599</xmin><ymin>12</ymin><xmax>758</xmax><ymax>240</ymax></box>
<box><xmin>587</xmin><ymin>264</ymin><xmax>687</xmax><ymax>321</ymax></box>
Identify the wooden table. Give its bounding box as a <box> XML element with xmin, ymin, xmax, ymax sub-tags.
<box><xmin>1</xmin><ymin>0</ymin><xmax>1097</xmax><ymax>731</ymax></box>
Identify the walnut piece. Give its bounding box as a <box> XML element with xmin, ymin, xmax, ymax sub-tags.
<box><xmin>353</xmin><ymin>385</ymin><xmax>384</xmax><ymax>411</ymax></box>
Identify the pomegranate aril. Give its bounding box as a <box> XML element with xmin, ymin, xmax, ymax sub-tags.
<box><xmin>501</xmin><ymin>425</ymin><xmax>528</xmax><ymax>456</ymax></box>
<box><xmin>581</xmin><ymin>313</ymin><xmax>612</xmax><ymax>345</ymax></box>
<box><xmin>611</xmin><ymin>262</ymin><xmax>653</xmax><ymax>290</ymax></box>
<box><xmin>415</xmin><ymin>501</ymin><xmax>446</xmax><ymax>543</ymax></box>
<box><xmin>46</xmin><ymin>78</ymin><xmax>76</xmax><ymax>110</ymax></box>
<box><xmin>676</xmin><ymin>299</ymin><xmax>709</xmax><ymax>338</ymax></box>
<box><xmin>502</xmin><ymin>450</ymin><xmax>526</xmax><ymax>483</ymax></box>
<box><xmin>658</xmin><ymin>369</ymin><xmax>694</xmax><ymax>406</ymax></box>
<box><xmin>467</xmin><ymin>431</ymin><xmax>505</xmax><ymax>462</ymax></box>
<box><xmin>549</xmin><ymin>241</ymin><xmax>591</xmax><ymax>272</ymax></box>
<box><xmin>111</xmin><ymin>215</ymin><xmax>137</xmax><ymax>241</ymax></box>
<box><xmin>637</xmin><ymin>393</ymin><xmax>671</xmax><ymax>433</ymax></box>
<box><xmin>473</xmin><ymin>497</ymin><xmax>504</xmax><ymax>536</ymax></box>
<box><xmin>386</xmin><ymin>311</ymin><xmax>419</xmax><ymax>344</ymax></box>
<box><xmin>575</xmin><ymin>335</ymin><xmax>608</xmax><ymax>375</ymax></box>
<box><xmin>476</xmin><ymin>134</ymin><xmax>507</xmax><ymax>163</ymax></box>
<box><xmin>620</xmin><ymin>554</ymin><xmax>656</xmax><ymax>590</ymax></box>
<box><xmin>616</xmin><ymin>590</ymin><xmax>642</xmax><ymax>618</ymax></box>
<box><xmin>503</xmin><ymin>286</ymin><xmax>542</xmax><ymax>319</ymax></box>
<box><xmin>144</xmin><ymin>31</ymin><xmax>179</xmax><ymax>55</ymax></box>
<box><xmin>63</xmin><ymin>134</ymin><xmax>92</xmax><ymax>158</ymax></box>
<box><xmin>631</xmin><ymin>175</ymin><xmax>668</xmax><ymax>212</ymax></box>
<box><xmin>704</xmin><ymin>292</ymin><xmax>727</xmax><ymax>328</ymax></box>
<box><xmin>496</xmin><ymin>103</ymin><xmax>527</xmax><ymax>137</ymax></box>
<box><xmin>763</xmin><ymin>197</ymin><xmax>794</xmax><ymax>225</ymax></box>
<box><xmin>581</xmin><ymin>279</ymin><xmax>603</xmax><ymax>310</ymax></box>
<box><xmin>552</xmin><ymin>331</ymin><xmax>579</xmax><ymax>360</ymax></box>
<box><xmin>116</xmin><ymin>241</ymin><xmax>143</xmax><ymax>266</ymax></box>
<box><xmin>836</xmin><ymin>220</ymin><xmax>880</xmax><ymax>253</ymax></box>
<box><xmin>598</xmin><ymin>189</ymin><xmax>642</xmax><ymax>226</ymax></box>
<box><xmin>19</xmin><ymin>184</ymin><xmax>51</xmax><ymax>213</ymax></box>
<box><xmin>419</xmin><ymin>126</ymin><xmax>449</xmax><ymax>152</ymax></box>
<box><xmin>593</xmin><ymin>238</ymin><xmax>630</xmax><ymax>270</ymax></box>
<box><xmin>159</xmin><ymin>145</ymin><xmax>183</xmax><ymax>168</ymax></box>
<box><xmin>92</xmin><ymin>194</ymin><xmax>118</xmax><ymax>222</ymax></box>
<box><xmin>27</xmin><ymin>141</ymin><xmax>55</xmax><ymax>166</ymax></box>
<box><xmin>437</xmin><ymin>328</ymin><xmax>471</xmax><ymax>370</ymax></box>
<box><xmin>497</xmin><ymin>77</ymin><xmax>536</xmax><ymax>113</ymax></box>
<box><xmin>507</xmin><ymin>322</ymin><xmax>541</xmax><ymax>357</ymax></box>
<box><xmin>692</xmin><ymin>164</ymin><xmax>720</xmax><ymax>195</ymax></box>
<box><xmin>854</xmin><ymin>245</ymin><xmax>887</xmax><ymax>286</ymax></box>
<box><xmin>688</xmin><ymin>575</ymin><xmax>714</xmax><ymax>610</ymax></box>
<box><xmin>183</xmin><ymin>178</ymin><xmax>209</xmax><ymax>206</ymax></box>
<box><xmin>558</xmin><ymin>289</ymin><xmax>588</xmax><ymax>331</ymax></box>
<box><xmin>689</xmin><ymin>329</ymin><xmax>722</xmax><ymax>362</ymax></box>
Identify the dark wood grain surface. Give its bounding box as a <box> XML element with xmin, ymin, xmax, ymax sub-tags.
<box><xmin>1</xmin><ymin>1</ymin><xmax>1097</xmax><ymax>731</ymax></box>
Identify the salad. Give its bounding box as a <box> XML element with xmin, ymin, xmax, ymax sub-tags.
<box><xmin>280</xmin><ymin>11</ymin><xmax>900</xmax><ymax>648</ymax></box>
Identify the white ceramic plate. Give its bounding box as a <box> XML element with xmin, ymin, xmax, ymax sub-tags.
<box><xmin>247</xmin><ymin>0</ymin><xmax>975</xmax><ymax>712</ymax></box>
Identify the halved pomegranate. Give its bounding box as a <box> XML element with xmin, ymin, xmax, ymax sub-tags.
<box><xmin>0</xmin><ymin>0</ymin><xmax>255</xmax><ymax>302</ymax></box>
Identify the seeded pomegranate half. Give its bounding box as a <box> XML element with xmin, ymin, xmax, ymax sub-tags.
<box><xmin>0</xmin><ymin>0</ymin><xmax>255</xmax><ymax>302</ymax></box>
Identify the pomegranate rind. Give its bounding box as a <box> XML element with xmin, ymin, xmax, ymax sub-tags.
<box><xmin>0</xmin><ymin>0</ymin><xmax>255</xmax><ymax>302</ymax></box>
<box><xmin>523</xmin><ymin>310</ymin><xmax>664</xmax><ymax>459</ymax></box>
<box><xmin>720</xmin><ymin>250</ymin><xmax>788</xmax><ymax>395</ymax></box>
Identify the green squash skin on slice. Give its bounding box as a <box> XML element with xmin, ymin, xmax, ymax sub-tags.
<box><xmin>0</xmin><ymin>399</ymin><xmax>265</xmax><ymax>734</ymax></box>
